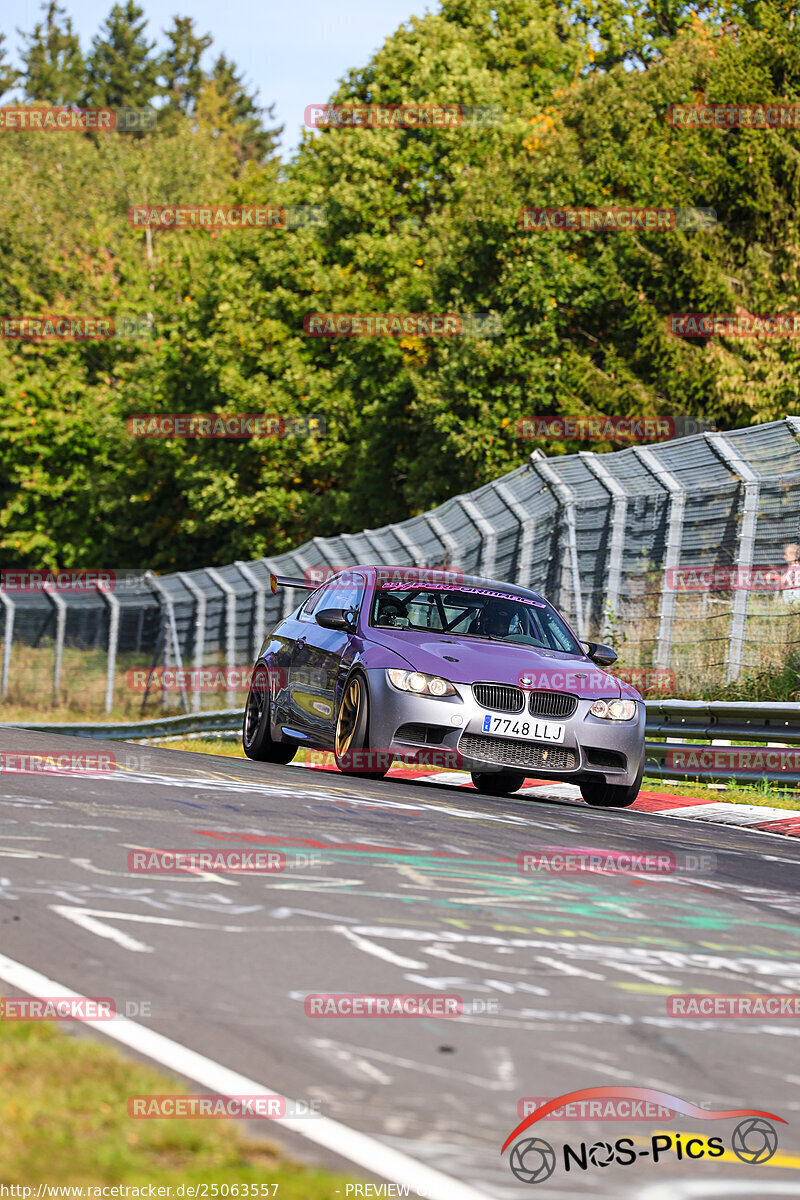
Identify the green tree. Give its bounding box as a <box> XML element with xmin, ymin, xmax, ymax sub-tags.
<box><xmin>19</xmin><ymin>0</ymin><xmax>84</xmax><ymax>103</ymax></box>
<box><xmin>82</xmin><ymin>0</ymin><xmax>159</xmax><ymax>108</ymax></box>
<box><xmin>207</xmin><ymin>53</ymin><xmax>282</xmax><ymax>163</ymax></box>
<box><xmin>574</xmin><ymin>0</ymin><xmax>716</xmax><ymax>70</ymax></box>
<box><xmin>4</xmin><ymin>0</ymin><xmax>800</xmax><ymax>570</ymax></box>
<box><xmin>158</xmin><ymin>16</ymin><xmax>212</xmax><ymax>116</ymax></box>
<box><xmin>0</xmin><ymin>34</ymin><xmax>20</xmax><ymax>99</ymax></box>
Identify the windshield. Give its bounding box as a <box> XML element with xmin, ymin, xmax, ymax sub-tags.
<box><xmin>370</xmin><ymin>584</ymin><xmax>582</xmax><ymax>654</ymax></box>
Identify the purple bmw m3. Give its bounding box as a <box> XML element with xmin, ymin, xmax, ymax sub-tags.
<box><xmin>243</xmin><ymin>566</ymin><xmax>645</xmax><ymax>808</ymax></box>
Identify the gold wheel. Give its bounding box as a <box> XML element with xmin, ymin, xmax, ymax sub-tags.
<box><xmin>335</xmin><ymin>676</ymin><xmax>362</xmax><ymax>758</ymax></box>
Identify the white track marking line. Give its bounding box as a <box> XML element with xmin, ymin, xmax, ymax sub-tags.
<box><xmin>51</xmin><ymin>905</ymin><xmax>154</xmax><ymax>952</ymax></box>
<box><xmin>50</xmin><ymin>907</ymin><xmax>256</xmax><ymax>953</ymax></box>
<box><xmin>0</xmin><ymin>952</ymin><xmax>494</xmax><ymax>1200</ymax></box>
<box><xmin>336</xmin><ymin>924</ymin><xmax>426</xmax><ymax>969</ymax></box>
<box><xmin>534</xmin><ymin>955</ymin><xmax>604</xmax><ymax>981</ymax></box>
<box><xmin>662</xmin><ymin>802</ymin><xmax>799</xmax><ymax>824</ymax></box>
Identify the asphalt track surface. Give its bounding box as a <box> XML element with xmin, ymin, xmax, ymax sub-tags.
<box><xmin>2</xmin><ymin>729</ymin><xmax>800</xmax><ymax>1199</ymax></box>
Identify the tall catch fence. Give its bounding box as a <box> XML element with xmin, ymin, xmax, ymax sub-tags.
<box><xmin>2</xmin><ymin>417</ymin><xmax>800</xmax><ymax>717</ymax></box>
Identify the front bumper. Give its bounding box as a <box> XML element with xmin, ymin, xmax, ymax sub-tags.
<box><xmin>365</xmin><ymin>669</ymin><xmax>645</xmax><ymax>787</ymax></box>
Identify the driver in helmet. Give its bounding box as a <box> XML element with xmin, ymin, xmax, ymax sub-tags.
<box><xmin>376</xmin><ymin>595</ymin><xmax>409</xmax><ymax>627</ymax></box>
<box><xmin>480</xmin><ymin>602</ymin><xmax>516</xmax><ymax>638</ymax></box>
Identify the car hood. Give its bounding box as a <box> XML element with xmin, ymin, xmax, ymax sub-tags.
<box><xmin>366</xmin><ymin>628</ymin><xmax>624</xmax><ymax>698</ymax></box>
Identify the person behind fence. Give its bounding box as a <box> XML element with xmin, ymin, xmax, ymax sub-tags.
<box><xmin>780</xmin><ymin>543</ymin><xmax>800</xmax><ymax>606</ymax></box>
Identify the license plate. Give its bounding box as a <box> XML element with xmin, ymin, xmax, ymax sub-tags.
<box><xmin>480</xmin><ymin>714</ymin><xmax>565</xmax><ymax>742</ymax></box>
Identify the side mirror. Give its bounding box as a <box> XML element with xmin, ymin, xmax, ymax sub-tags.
<box><xmin>315</xmin><ymin>607</ymin><xmax>356</xmax><ymax>632</ymax></box>
<box><xmin>582</xmin><ymin>641</ymin><xmax>618</xmax><ymax>667</ymax></box>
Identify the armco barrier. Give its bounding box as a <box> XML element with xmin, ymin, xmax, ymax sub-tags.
<box><xmin>0</xmin><ymin>708</ymin><xmax>244</xmax><ymax>741</ymax></box>
<box><xmin>644</xmin><ymin>699</ymin><xmax>800</xmax><ymax>784</ymax></box>
<box><xmin>3</xmin><ymin>699</ymin><xmax>800</xmax><ymax>785</ymax></box>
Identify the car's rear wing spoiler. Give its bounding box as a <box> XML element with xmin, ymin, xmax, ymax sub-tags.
<box><xmin>273</xmin><ymin>575</ymin><xmax>317</xmax><ymax>591</ymax></box>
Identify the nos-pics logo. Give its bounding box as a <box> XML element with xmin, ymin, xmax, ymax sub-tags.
<box><xmin>501</xmin><ymin>1087</ymin><xmax>784</xmax><ymax>1184</ymax></box>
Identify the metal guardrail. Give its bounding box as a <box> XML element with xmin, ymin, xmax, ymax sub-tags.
<box><xmin>643</xmin><ymin>699</ymin><xmax>800</xmax><ymax>785</ymax></box>
<box><xmin>3</xmin><ymin>698</ymin><xmax>800</xmax><ymax>785</ymax></box>
<box><xmin>0</xmin><ymin>708</ymin><xmax>244</xmax><ymax>741</ymax></box>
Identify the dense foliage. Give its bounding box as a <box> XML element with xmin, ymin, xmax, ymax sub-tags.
<box><xmin>1</xmin><ymin>0</ymin><xmax>799</xmax><ymax>568</ymax></box>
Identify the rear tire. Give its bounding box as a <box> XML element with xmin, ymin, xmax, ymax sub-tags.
<box><xmin>471</xmin><ymin>770</ymin><xmax>526</xmax><ymax>797</ymax></box>
<box><xmin>580</xmin><ymin>762</ymin><xmax>642</xmax><ymax>808</ymax></box>
<box><xmin>334</xmin><ymin>672</ymin><xmax>390</xmax><ymax>780</ymax></box>
<box><xmin>243</xmin><ymin>664</ymin><xmax>296</xmax><ymax>764</ymax></box>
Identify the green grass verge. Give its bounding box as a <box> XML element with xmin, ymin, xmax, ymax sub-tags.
<box><xmin>641</xmin><ymin>775</ymin><xmax>800</xmax><ymax>809</ymax></box>
<box><xmin>0</xmin><ymin>1014</ymin><xmax>357</xmax><ymax>1192</ymax></box>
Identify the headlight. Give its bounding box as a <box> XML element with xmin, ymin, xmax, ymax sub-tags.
<box><xmin>590</xmin><ymin>698</ymin><xmax>637</xmax><ymax>721</ymax></box>
<box><xmin>386</xmin><ymin>669</ymin><xmax>457</xmax><ymax>697</ymax></box>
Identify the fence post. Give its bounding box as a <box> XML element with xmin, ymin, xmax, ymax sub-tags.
<box><xmin>705</xmin><ymin>432</ymin><xmax>760</xmax><ymax>682</ymax></box>
<box><xmin>309</xmin><ymin>537</ymin><xmax>341</xmax><ymax>572</ymax></box>
<box><xmin>457</xmin><ymin>497</ymin><xmax>497</xmax><ymax>578</ymax></box>
<box><xmin>387</xmin><ymin>522</ymin><xmax>426</xmax><ymax>567</ymax></box>
<box><xmin>269</xmin><ymin>550</ymin><xmax>316</xmax><ymax>617</ymax></box>
<box><xmin>205</xmin><ymin>568</ymin><xmax>237</xmax><ymax>707</ymax></box>
<box><xmin>96</xmin><ymin>584</ymin><xmax>120</xmax><ymax>715</ymax></box>
<box><xmin>283</xmin><ymin>548</ymin><xmax>318</xmax><ymax>611</ymax></box>
<box><xmin>529</xmin><ymin>450</ymin><xmax>585</xmax><ymax>640</ymax></box>
<box><xmin>144</xmin><ymin>572</ymin><xmax>189</xmax><ymax>712</ymax></box>
<box><xmin>494</xmin><ymin>482</ymin><xmax>537</xmax><ymax>588</ymax></box>
<box><xmin>426</xmin><ymin>512</ymin><xmax>461</xmax><ymax>570</ymax></box>
<box><xmin>633</xmin><ymin>446</ymin><xmax>686</xmax><ymax>670</ymax></box>
<box><xmin>339</xmin><ymin>532</ymin><xmax>365</xmax><ymax>568</ymax></box>
<box><xmin>580</xmin><ymin>451</ymin><xmax>629</xmax><ymax>643</ymax></box>
<box><xmin>0</xmin><ymin>589</ymin><xmax>14</xmax><ymax>701</ymax></box>
<box><xmin>45</xmin><ymin>587</ymin><xmax>67</xmax><ymax>706</ymax></box>
<box><xmin>177</xmin><ymin>573</ymin><xmax>206</xmax><ymax>712</ymax></box>
<box><xmin>338</xmin><ymin>535</ymin><xmax>376</xmax><ymax>571</ymax></box>
<box><xmin>234</xmin><ymin>561</ymin><xmax>266</xmax><ymax>663</ymax></box>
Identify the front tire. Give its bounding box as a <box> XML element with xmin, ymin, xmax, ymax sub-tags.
<box><xmin>243</xmin><ymin>664</ymin><xmax>296</xmax><ymax>763</ymax></box>
<box><xmin>334</xmin><ymin>672</ymin><xmax>390</xmax><ymax>779</ymax></box>
<box><xmin>471</xmin><ymin>770</ymin><xmax>526</xmax><ymax>797</ymax></box>
<box><xmin>580</xmin><ymin>762</ymin><xmax>643</xmax><ymax>808</ymax></box>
